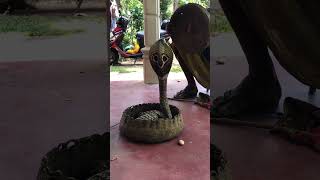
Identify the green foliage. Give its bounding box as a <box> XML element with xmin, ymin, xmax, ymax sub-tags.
<box><xmin>209</xmin><ymin>0</ymin><xmax>233</xmax><ymax>35</ymax></box>
<box><xmin>120</xmin><ymin>0</ymin><xmax>174</xmax><ymax>47</ymax></box>
<box><xmin>120</xmin><ymin>0</ymin><xmax>143</xmax><ymax>47</ymax></box>
<box><xmin>211</xmin><ymin>12</ymin><xmax>232</xmax><ymax>35</ymax></box>
<box><xmin>170</xmin><ymin>65</ymin><xmax>182</xmax><ymax>73</ymax></box>
<box><xmin>160</xmin><ymin>0</ymin><xmax>172</xmax><ymax>20</ymax></box>
<box><xmin>179</xmin><ymin>0</ymin><xmax>209</xmax><ymax>8</ymax></box>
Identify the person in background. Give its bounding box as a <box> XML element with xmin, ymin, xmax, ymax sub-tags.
<box><xmin>110</xmin><ymin>0</ymin><xmax>119</xmax><ymax>31</ymax></box>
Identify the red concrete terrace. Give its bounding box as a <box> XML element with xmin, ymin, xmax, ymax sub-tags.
<box><xmin>110</xmin><ymin>77</ymin><xmax>210</xmax><ymax>180</ymax></box>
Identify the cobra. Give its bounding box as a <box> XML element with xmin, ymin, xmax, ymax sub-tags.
<box><xmin>134</xmin><ymin>39</ymin><xmax>174</xmax><ymax>121</ymax></box>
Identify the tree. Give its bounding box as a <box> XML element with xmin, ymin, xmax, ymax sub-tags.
<box><xmin>119</xmin><ymin>0</ymin><xmax>143</xmax><ymax>46</ymax></box>
<box><xmin>160</xmin><ymin>0</ymin><xmax>171</xmax><ymax>20</ymax></box>
<box><xmin>178</xmin><ymin>0</ymin><xmax>209</xmax><ymax>8</ymax></box>
<box><xmin>173</xmin><ymin>0</ymin><xmax>179</xmax><ymax>11</ymax></box>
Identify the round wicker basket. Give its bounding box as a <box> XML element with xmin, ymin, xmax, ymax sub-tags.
<box><xmin>37</xmin><ymin>133</ymin><xmax>109</xmax><ymax>180</ymax></box>
<box><xmin>120</xmin><ymin>103</ymin><xmax>184</xmax><ymax>143</ymax></box>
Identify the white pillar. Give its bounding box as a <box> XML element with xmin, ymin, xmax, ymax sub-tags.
<box><xmin>142</xmin><ymin>0</ymin><xmax>160</xmax><ymax>84</ymax></box>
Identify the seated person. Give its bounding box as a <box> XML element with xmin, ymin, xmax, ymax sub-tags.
<box><xmin>167</xmin><ymin>4</ymin><xmax>210</xmax><ymax>100</ymax></box>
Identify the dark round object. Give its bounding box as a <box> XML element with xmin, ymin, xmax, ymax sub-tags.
<box><xmin>168</xmin><ymin>3</ymin><xmax>209</xmax><ymax>53</ymax></box>
<box><xmin>119</xmin><ymin>103</ymin><xmax>184</xmax><ymax>143</ymax></box>
<box><xmin>37</xmin><ymin>133</ymin><xmax>109</xmax><ymax>180</ymax></box>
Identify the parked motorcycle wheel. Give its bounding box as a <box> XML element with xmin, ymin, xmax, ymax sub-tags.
<box><xmin>109</xmin><ymin>49</ymin><xmax>119</xmax><ymax>65</ymax></box>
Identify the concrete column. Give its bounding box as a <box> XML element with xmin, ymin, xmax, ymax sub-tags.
<box><xmin>142</xmin><ymin>0</ymin><xmax>160</xmax><ymax>84</ymax></box>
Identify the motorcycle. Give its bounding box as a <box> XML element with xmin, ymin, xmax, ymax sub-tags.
<box><xmin>109</xmin><ymin>14</ymin><xmax>170</xmax><ymax>66</ymax></box>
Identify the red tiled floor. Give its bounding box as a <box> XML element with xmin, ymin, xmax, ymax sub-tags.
<box><xmin>0</xmin><ymin>60</ymin><xmax>107</xmax><ymax>179</ymax></box>
<box><xmin>212</xmin><ymin>56</ymin><xmax>320</xmax><ymax>180</ymax></box>
<box><xmin>110</xmin><ymin>80</ymin><xmax>210</xmax><ymax>180</ymax></box>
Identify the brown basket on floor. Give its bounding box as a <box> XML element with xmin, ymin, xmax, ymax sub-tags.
<box><xmin>37</xmin><ymin>132</ymin><xmax>109</xmax><ymax>180</ymax></box>
<box><xmin>120</xmin><ymin>103</ymin><xmax>184</xmax><ymax>143</ymax></box>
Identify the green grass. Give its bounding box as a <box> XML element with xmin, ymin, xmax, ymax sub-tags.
<box><xmin>54</xmin><ymin>15</ymin><xmax>106</xmax><ymax>24</ymax></box>
<box><xmin>170</xmin><ymin>66</ymin><xmax>182</xmax><ymax>73</ymax></box>
<box><xmin>0</xmin><ymin>15</ymin><xmax>104</xmax><ymax>37</ymax></box>
<box><xmin>110</xmin><ymin>65</ymin><xmax>183</xmax><ymax>73</ymax></box>
<box><xmin>110</xmin><ymin>66</ymin><xmax>142</xmax><ymax>73</ymax></box>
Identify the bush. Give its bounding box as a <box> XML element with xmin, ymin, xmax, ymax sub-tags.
<box><xmin>179</xmin><ymin>0</ymin><xmax>209</xmax><ymax>8</ymax></box>
<box><xmin>160</xmin><ymin>0</ymin><xmax>172</xmax><ymax>20</ymax></box>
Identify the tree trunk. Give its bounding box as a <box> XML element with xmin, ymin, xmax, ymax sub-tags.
<box><xmin>173</xmin><ymin>0</ymin><xmax>179</xmax><ymax>12</ymax></box>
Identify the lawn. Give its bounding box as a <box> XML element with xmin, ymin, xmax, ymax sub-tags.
<box><xmin>111</xmin><ymin>65</ymin><xmax>142</xmax><ymax>73</ymax></box>
<box><xmin>110</xmin><ymin>64</ymin><xmax>182</xmax><ymax>74</ymax></box>
<box><xmin>0</xmin><ymin>15</ymin><xmax>105</xmax><ymax>37</ymax></box>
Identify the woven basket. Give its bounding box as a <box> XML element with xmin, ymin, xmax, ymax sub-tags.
<box><xmin>37</xmin><ymin>132</ymin><xmax>109</xmax><ymax>180</ymax></box>
<box><xmin>120</xmin><ymin>103</ymin><xmax>184</xmax><ymax>143</ymax></box>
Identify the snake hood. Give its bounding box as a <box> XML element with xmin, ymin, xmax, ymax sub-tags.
<box><xmin>149</xmin><ymin>39</ymin><xmax>174</xmax><ymax>78</ymax></box>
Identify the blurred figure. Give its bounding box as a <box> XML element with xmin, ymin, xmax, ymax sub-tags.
<box><xmin>110</xmin><ymin>0</ymin><xmax>119</xmax><ymax>31</ymax></box>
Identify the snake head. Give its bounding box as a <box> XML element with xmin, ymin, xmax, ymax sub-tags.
<box><xmin>149</xmin><ymin>39</ymin><xmax>173</xmax><ymax>78</ymax></box>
